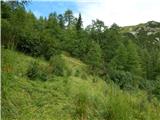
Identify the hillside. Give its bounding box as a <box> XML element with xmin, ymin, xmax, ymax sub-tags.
<box><xmin>2</xmin><ymin>49</ymin><xmax>160</xmax><ymax>120</ymax></box>
<box><xmin>120</xmin><ymin>21</ymin><xmax>160</xmax><ymax>35</ymax></box>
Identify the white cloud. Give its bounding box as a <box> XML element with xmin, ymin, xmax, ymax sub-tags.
<box><xmin>77</xmin><ymin>0</ymin><xmax>160</xmax><ymax>27</ymax></box>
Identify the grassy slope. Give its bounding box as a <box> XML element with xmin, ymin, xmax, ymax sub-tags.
<box><xmin>2</xmin><ymin>49</ymin><xmax>160</xmax><ymax>120</ymax></box>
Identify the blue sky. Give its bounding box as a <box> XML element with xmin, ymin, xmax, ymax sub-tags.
<box><xmin>26</xmin><ymin>1</ymin><xmax>79</xmax><ymax>18</ymax></box>
<box><xmin>26</xmin><ymin>0</ymin><xmax>160</xmax><ymax>27</ymax></box>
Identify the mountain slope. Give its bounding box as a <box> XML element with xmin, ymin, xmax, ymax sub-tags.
<box><xmin>121</xmin><ymin>21</ymin><xmax>160</xmax><ymax>35</ymax></box>
<box><xmin>2</xmin><ymin>49</ymin><xmax>160</xmax><ymax>120</ymax></box>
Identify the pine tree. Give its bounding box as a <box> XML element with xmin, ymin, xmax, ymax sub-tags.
<box><xmin>76</xmin><ymin>13</ymin><xmax>82</xmax><ymax>31</ymax></box>
<box><xmin>57</xmin><ymin>14</ymin><xmax>65</xmax><ymax>29</ymax></box>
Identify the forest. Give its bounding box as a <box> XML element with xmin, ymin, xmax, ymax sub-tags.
<box><xmin>1</xmin><ymin>1</ymin><xmax>160</xmax><ymax>120</ymax></box>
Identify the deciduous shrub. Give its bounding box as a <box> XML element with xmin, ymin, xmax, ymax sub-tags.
<box><xmin>49</xmin><ymin>55</ymin><xmax>70</xmax><ymax>76</ymax></box>
<box><xmin>109</xmin><ymin>70</ymin><xmax>134</xmax><ymax>89</ymax></box>
<box><xmin>26</xmin><ymin>61</ymin><xmax>48</xmax><ymax>81</ymax></box>
<box><xmin>17</xmin><ymin>34</ymin><xmax>42</xmax><ymax>57</ymax></box>
<box><xmin>26</xmin><ymin>61</ymin><xmax>39</xmax><ymax>80</ymax></box>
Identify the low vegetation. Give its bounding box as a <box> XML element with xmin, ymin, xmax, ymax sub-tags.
<box><xmin>2</xmin><ymin>49</ymin><xmax>160</xmax><ymax>120</ymax></box>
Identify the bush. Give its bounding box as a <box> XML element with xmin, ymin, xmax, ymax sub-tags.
<box><xmin>41</xmin><ymin>37</ymin><xmax>61</xmax><ymax>60</ymax></box>
<box><xmin>74</xmin><ymin>69</ymin><xmax>81</xmax><ymax>77</ymax></box>
<box><xmin>139</xmin><ymin>79</ymin><xmax>154</xmax><ymax>90</ymax></box>
<box><xmin>152</xmin><ymin>80</ymin><xmax>160</xmax><ymax>100</ymax></box>
<box><xmin>17</xmin><ymin>34</ymin><xmax>42</xmax><ymax>57</ymax></box>
<box><xmin>17</xmin><ymin>32</ymin><xmax>61</xmax><ymax>60</ymax></box>
<box><xmin>26</xmin><ymin>61</ymin><xmax>39</xmax><ymax>80</ymax></box>
<box><xmin>49</xmin><ymin>55</ymin><xmax>70</xmax><ymax>76</ymax></box>
<box><xmin>26</xmin><ymin>61</ymin><xmax>48</xmax><ymax>81</ymax></box>
<box><xmin>43</xmin><ymin>47</ymin><xmax>58</xmax><ymax>61</ymax></box>
<box><xmin>109</xmin><ymin>70</ymin><xmax>134</xmax><ymax>90</ymax></box>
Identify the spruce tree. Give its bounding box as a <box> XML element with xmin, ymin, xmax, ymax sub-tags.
<box><xmin>76</xmin><ymin>13</ymin><xmax>82</xmax><ymax>31</ymax></box>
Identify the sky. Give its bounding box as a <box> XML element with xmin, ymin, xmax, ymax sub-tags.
<box><xmin>26</xmin><ymin>0</ymin><xmax>160</xmax><ymax>27</ymax></box>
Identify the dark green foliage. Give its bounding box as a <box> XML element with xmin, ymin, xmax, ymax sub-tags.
<box><xmin>26</xmin><ymin>61</ymin><xmax>40</xmax><ymax>80</ymax></box>
<box><xmin>101</xmin><ymin>27</ymin><xmax>122</xmax><ymax>63</ymax></box>
<box><xmin>1</xmin><ymin>1</ymin><xmax>12</xmax><ymax>19</ymax></box>
<box><xmin>57</xmin><ymin>14</ymin><xmax>65</xmax><ymax>29</ymax></box>
<box><xmin>110</xmin><ymin>23</ymin><xmax>120</xmax><ymax>30</ymax></box>
<box><xmin>71</xmin><ymin>37</ymin><xmax>89</xmax><ymax>58</ymax></box>
<box><xmin>109</xmin><ymin>43</ymin><xmax>128</xmax><ymax>71</ymax></box>
<box><xmin>1</xmin><ymin>19</ymin><xmax>12</xmax><ymax>48</ymax></box>
<box><xmin>109</xmin><ymin>70</ymin><xmax>134</xmax><ymax>89</ymax></box>
<box><xmin>108</xmin><ymin>40</ymin><xmax>143</xmax><ymax>89</ymax></box>
<box><xmin>74</xmin><ymin>69</ymin><xmax>81</xmax><ymax>77</ymax></box>
<box><xmin>86</xmin><ymin>19</ymin><xmax>107</xmax><ymax>44</ymax></box>
<box><xmin>76</xmin><ymin>13</ymin><xmax>82</xmax><ymax>31</ymax></box>
<box><xmin>84</xmin><ymin>42</ymin><xmax>102</xmax><ymax>73</ymax></box>
<box><xmin>26</xmin><ymin>61</ymin><xmax>48</xmax><ymax>81</ymax></box>
<box><xmin>1</xmin><ymin>1</ymin><xmax>26</xmax><ymax>49</ymax></box>
<box><xmin>152</xmin><ymin>80</ymin><xmax>160</xmax><ymax>100</ymax></box>
<box><xmin>126</xmin><ymin>40</ymin><xmax>142</xmax><ymax>75</ymax></box>
<box><xmin>17</xmin><ymin>33</ymin><xmax>42</xmax><ymax>57</ymax></box>
<box><xmin>43</xmin><ymin>46</ymin><xmax>59</xmax><ymax>61</ymax></box>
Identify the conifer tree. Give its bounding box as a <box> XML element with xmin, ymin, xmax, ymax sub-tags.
<box><xmin>126</xmin><ymin>40</ymin><xmax>142</xmax><ymax>76</ymax></box>
<box><xmin>76</xmin><ymin>13</ymin><xmax>82</xmax><ymax>31</ymax></box>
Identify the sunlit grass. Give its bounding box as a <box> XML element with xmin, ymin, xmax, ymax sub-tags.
<box><xmin>2</xmin><ymin>49</ymin><xmax>160</xmax><ymax>120</ymax></box>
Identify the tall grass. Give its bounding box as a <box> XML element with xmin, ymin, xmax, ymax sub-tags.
<box><xmin>2</xmin><ymin>49</ymin><xmax>160</xmax><ymax>120</ymax></box>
